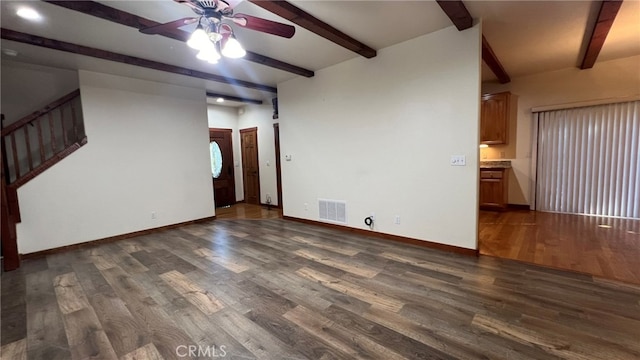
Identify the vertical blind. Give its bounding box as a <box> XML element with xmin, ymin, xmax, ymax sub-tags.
<box><xmin>535</xmin><ymin>100</ymin><xmax>639</xmax><ymax>219</ymax></box>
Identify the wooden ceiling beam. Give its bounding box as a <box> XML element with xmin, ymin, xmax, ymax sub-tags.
<box><xmin>206</xmin><ymin>92</ymin><xmax>263</xmax><ymax>105</ymax></box>
<box><xmin>1</xmin><ymin>28</ymin><xmax>277</xmax><ymax>93</ymax></box>
<box><xmin>248</xmin><ymin>0</ymin><xmax>376</xmax><ymax>58</ymax></box>
<box><xmin>482</xmin><ymin>35</ymin><xmax>511</xmax><ymax>84</ymax></box>
<box><xmin>44</xmin><ymin>1</ymin><xmax>314</xmax><ymax>77</ymax></box>
<box><xmin>580</xmin><ymin>0</ymin><xmax>623</xmax><ymax>69</ymax></box>
<box><xmin>435</xmin><ymin>0</ymin><xmax>473</xmax><ymax>31</ymax></box>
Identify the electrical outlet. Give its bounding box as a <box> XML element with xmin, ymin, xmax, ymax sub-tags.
<box><xmin>394</xmin><ymin>215</ymin><xmax>401</xmax><ymax>225</ymax></box>
<box><xmin>304</xmin><ymin>203</ymin><xmax>308</xmax><ymax>211</ymax></box>
<box><xmin>151</xmin><ymin>211</ymin><xmax>157</xmax><ymax>220</ymax></box>
<box><xmin>370</xmin><ymin>212</ymin><xmax>375</xmax><ymax>222</ymax></box>
<box><xmin>500</xmin><ymin>151</ymin><xmax>506</xmax><ymax>159</ymax></box>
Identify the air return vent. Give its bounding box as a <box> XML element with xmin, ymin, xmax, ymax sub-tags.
<box><xmin>318</xmin><ymin>199</ymin><xmax>347</xmax><ymax>224</ymax></box>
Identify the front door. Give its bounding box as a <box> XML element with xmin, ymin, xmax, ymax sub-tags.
<box><xmin>240</xmin><ymin>127</ymin><xmax>260</xmax><ymax>205</ymax></box>
<box><xmin>209</xmin><ymin>129</ymin><xmax>236</xmax><ymax>207</ymax></box>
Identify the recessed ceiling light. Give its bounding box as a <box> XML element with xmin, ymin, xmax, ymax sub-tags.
<box><xmin>216</xmin><ymin>98</ymin><xmax>224</xmax><ymax>103</ymax></box>
<box><xmin>17</xmin><ymin>7</ymin><xmax>42</xmax><ymax>21</ymax></box>
<box><xmin>2</xmin><ymin>49</ymin><xmax>18</xmax><ymax>57</ymax></box>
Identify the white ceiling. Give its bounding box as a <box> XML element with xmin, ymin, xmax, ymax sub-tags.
<box><xmin>1</xmin><ymin>0</ymin><xmax>639</xmax><ymax>105</ymax></box>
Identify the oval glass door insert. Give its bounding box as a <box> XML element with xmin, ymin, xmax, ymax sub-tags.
<box><xmin>210</xmin><ymin>141</ymin><xmax>223</xmax><ymax>178</ymax></box>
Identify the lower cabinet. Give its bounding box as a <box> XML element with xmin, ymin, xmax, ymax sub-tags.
<box><xmin>479</xmin><ymin>168</ymin><xmax>508</xmax><ymax>210</ymax></box>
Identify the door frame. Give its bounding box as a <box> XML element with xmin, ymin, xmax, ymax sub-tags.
<box><xmin>240</xmin><ymin>127</ymin><xmax>260</xmax><ymax>205</ymax></box>
<box><xmin>273</xmin><ymin>123</ymin><xmax>282</xmax><ymax>209</ymax></box>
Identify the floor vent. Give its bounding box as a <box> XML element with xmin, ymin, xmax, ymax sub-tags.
<box><xmin>318</xmin><ymin>199</ymin><xmax>347</xmax><ymax>224</ymax></box>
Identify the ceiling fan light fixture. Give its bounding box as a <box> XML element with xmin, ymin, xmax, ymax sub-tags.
<box><xmin>209</xmin><ymin>32</ymin><xmax>223</xmax><ymax>43</ymax></box>
<box><xmin>196</xmin><ymin>41</ymin><xmax>221</xmax><ymax>63</ymax></box>
<box><xmin>187</xmin><ymin>24</ymin><xmax>210</xmax><ymax>50</ymax></box>
<box><xmin>221</xmin><ymin>36</ymin><xmax>246</xmax><ymax>59</ymax></box>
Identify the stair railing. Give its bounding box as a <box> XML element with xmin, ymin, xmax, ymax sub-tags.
<box><xmin>1</xmin><ymin>89</ymin><xmax>86</xmax><ymax>188</ymax></box>
<box><xmin>1</xmin><ymin>89</ymin><xmax>87</xmax><ymax>271</ymax></box>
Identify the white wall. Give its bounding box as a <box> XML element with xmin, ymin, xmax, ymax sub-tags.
<box><xmin>207</xmin><ymin>103</ymin><xmax>279</xmax><ymax>206</ymax></box>
<box><xmin>279</xmin><ymin>24</ymin><xmax>482</xmax><ymax>249</ymax></box>
<box><xmin>16</xmin><ymin>70</ymin><xmax>214</xmax><ymax>254</ymax></box>
<box><xmin>482</xmin><ymin>55</ymin><xmax>640</xmax><ymax>205</ymax></box>
<box><xmin>1</xmin><ymin>61</ymin><xmax>79</xmax><ymax>124</ymax></box>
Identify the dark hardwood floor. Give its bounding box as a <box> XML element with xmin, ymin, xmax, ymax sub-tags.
<box><xmin>479</xmin><ymin>210</ymin><xmax>640</xmax><ymax>284</ymax></box>
<box><xmin>2</xmin><ymin>218</ymin><xmax>640</xmax><ymax>359</ymax></box>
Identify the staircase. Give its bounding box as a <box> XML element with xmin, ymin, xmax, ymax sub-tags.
<box><xmin>1</xmin><ymin>89</ymin><xmax>87</xmax><ymax>271</ymax></box>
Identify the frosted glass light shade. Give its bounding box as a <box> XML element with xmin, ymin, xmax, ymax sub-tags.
<box><xmin>221</xmin><ymin>37</ymin><xmax>246</xmax><ymax>58</ymax></box>
<box><xmin>196</xmin><ymin>41</ymin><xmax>221</xmax><ymax>63</ymax></box>
<box><xmin>187</xmin><ymin>27</ymin><xmax>210</xmax><ymax>50</ymax></box>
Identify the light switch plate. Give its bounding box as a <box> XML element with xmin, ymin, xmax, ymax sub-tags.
<box><xmin>450</xmin><ymin>155</ymin><xmax>466</xmax><ymax>166</ymax></box>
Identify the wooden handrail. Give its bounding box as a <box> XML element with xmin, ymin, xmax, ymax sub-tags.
<box><xmin>1</xmin><ymin>89</ymin><xmax>80</xmax><ymax>136</ymax></box>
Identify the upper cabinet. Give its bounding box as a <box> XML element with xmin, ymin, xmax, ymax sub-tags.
<box><xmin>481</xmin><ymin>92</ymin><xmax>511</xmax><ymax>145</ymax></box>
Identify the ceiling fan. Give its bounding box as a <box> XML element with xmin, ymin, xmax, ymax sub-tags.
<box><xmin>139</xmin><ymin>0</ymin><xmax>295</xmax><ymax>63</ymax></box>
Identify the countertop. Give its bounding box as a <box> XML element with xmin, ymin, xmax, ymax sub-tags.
<box><xmin>480</xmin><ymin>160</ymin><xmax>511</xmax><ymax>169</ymax></box>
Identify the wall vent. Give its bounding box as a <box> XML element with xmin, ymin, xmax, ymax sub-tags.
<box><xmin>318</xmin><ymin>199</ymin><xmax>347</xmax><ymax>224</ymax></box>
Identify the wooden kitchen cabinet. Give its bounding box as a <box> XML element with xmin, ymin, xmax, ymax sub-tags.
<box><xmin>479</xmin><ymin>168</ymin><xmax>509</xmax><ymax>210</ymax></box>
<box><xmin>481</xmin><ymin>92</ymin><xmax>510</xmax><ymax>145</ymax></box>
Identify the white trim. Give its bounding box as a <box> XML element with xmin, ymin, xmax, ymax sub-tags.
<box><xmin>531</xmin><ymin>95</ymin><xmax>640</xmax><ymax>113</ymax></box>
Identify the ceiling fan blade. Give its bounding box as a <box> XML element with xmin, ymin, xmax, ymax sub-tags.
<box><xmin>231</xmin><ymin>14</ymin><xmax>295</xmax><ymax>38</ymax></box>
<box><xmin>174</xmin><ymin>0</ymin><xmax>202</xmax><ymax>11</ymax></box>
<box><xmin>139</xmin><ymin>17</ymin><xmax>198</xmax><ymax>35</ymax></box>
<box><xmin>223</xmin><ymin>0</ymin><xmax>245</xmax><ymax>9</ymax></box>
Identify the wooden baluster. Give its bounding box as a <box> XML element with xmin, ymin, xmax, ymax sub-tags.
<box><xmin>24</xmin><ymin>125</ymin><xmax>33</xmax><ymax>172</ymax></box>
<box><xmin>1</xmin><ymin>114</ymin><xmax>10</xmax><ymax>184</ymax></box>
<box><xmin>60</xmin><ymin>105</ymin><xmax>68</xmax><ymax>147</ymax></box>
<box><xmin>70</xmin><ymin>100</ymin><xmax>79</xmax><ymax>142</ymax></box>
<box><xmin>10</xmin><ymin>133</ymin><xmax>20</xmax><ymax>179</ymax></box>
<box><xmin>36</xmin><ymin>117</ymin><xmax>45</xmax><ymax>163</ymax></box>
<box><xmin>1</xmin><ymin>135</ymin><xmax>8</xmax><ymax>184</ymax></box>
<box><xmin>49</xmin><ymin>112</ymin><xmax>57</xmax><ymax>154</ymax></box>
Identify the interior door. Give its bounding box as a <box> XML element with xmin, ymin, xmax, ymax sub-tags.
<box><xmin>240</xmin><ymin>127</ymin><xmax>260</xmax><ymax>205</ymax></box>
<box><xmin>209</xmin><ymin>129</ymin><xmax>236</xmax><ymax>207</ymax></box>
